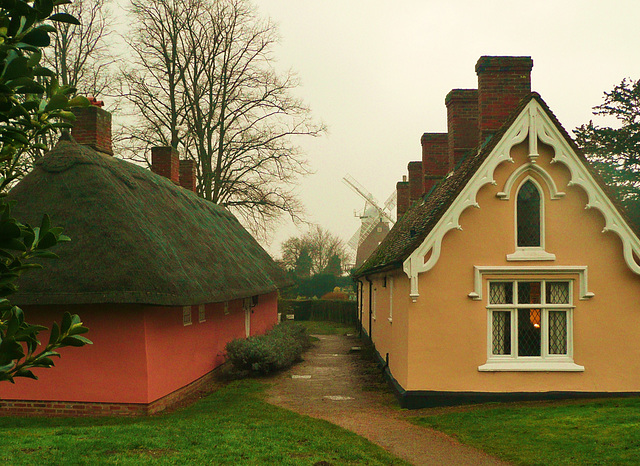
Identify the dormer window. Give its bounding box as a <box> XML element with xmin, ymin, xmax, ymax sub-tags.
<box><xmin>507</xmin><ymin>177</ymin><xmax>555</xmax><ymax>261</ymax></box>
<box><xmin>517</xmin><ymin>180</ymin><xmax>541</xmax><ymax>247</ymax></box>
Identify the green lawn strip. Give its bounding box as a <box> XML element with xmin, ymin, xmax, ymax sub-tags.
<box><xmin>411</xmin><ymin>397</ymin><xmax>640</xmax><ymax>465</ymax></box>
<box><xmin>296</xmin><ymin>320</ymin><xmax>356</xmax><ymax>335</ymax></box>
<box><xmin>1</xmin><ymin>379</ymin><xmax>406</xmax><ymax>465</ymax></box>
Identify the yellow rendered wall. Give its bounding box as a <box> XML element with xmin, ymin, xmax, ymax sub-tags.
<box><xmin>359</xmin><ymin>274</ymin><xmax>412</xmax><ymax>388</ymax></box>
<box><xmin>400</xmin><ymin>139</ymin><xmax>640</xmax><ymax>393</ymax></box>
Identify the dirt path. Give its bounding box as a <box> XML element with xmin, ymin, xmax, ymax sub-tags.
<box><xmin>264</xmin><ymin>334</ymin><xmax>510</xmax><ymax>466</ymax></box>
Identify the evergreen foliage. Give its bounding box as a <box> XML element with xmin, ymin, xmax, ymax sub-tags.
<box><xmin>574</xmin><ymin>78</ymin><xmax>640</xmax><ymax>224</ymax></box>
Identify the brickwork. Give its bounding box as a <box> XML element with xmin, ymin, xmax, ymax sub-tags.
<box><xmin>71</xmin><ymin>106</ymin><xmax>113</xmax><ymax>155</ymax></box>
<box><xmin>420</xmin><ymin>133</ymin><xmax>449</xmax><ymax>194</ymax></box>
<box><xmin>445</xmin><ymin>89</ymin><xmax>479</xmax><ymax>168</ymax></box>
<box><xmin>0</xmin><ymin>368</ymin><xmax>218</xmax><ymax>417</ymax></box>
<box><xmin>151</xmin><ymin>146</ymin><xmax>180</xmax><ymax>185</ymax></box>
<box><xmin>407</xmin><ymin>161</ymin><xmax>423</xmax><ymax>204</ymax></box>
<box><xmin>476</xmin><ymin>56</ymin><xmax>533</xmax><ymax>141</ymax></box>
<box><xmin>396</xmin><ymin>180</ymin><xmax>410</xmax><ymax>219</ymax></box>
<box><xmin>179</xmin><ymin>159</ymin><xmax>197</xmax><ymax>193</ymax></box>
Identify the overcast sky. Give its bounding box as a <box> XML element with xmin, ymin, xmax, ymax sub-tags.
<box><xmin>114</xmin><ymin>1</ymin><xmax>640</xmax><ymax>259</ymax></box>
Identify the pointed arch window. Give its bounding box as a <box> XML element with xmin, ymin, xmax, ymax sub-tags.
<box><xmin>507</xmin><ymin>177</ymin><xmax>555</xmax><ymax>261</ymax></box>
<box><xmin>517</xmin><ymin>180</ymin><xmax>541</xmax><ymax>247</ymax></box>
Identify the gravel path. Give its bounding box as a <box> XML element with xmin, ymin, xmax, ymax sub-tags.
<box><xmin>264</xmin><ymin>334</ymin><xmax>510</xmax><ymax>466</ymax></box>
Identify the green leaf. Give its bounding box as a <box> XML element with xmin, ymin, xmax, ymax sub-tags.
<box><xmin>44</xmin><ymin>93</ymin><xmax>68</xmax><ymax>112</ymax></box>
<box><xmin>49</xmin><ymin>12</ymin><xmax>80</xmax><ymax>25</ymax></box>
<box><xmin>36</xmin><ymin>230</ymin><xmax>56</xmax><ymax>249</ymax></box>
<box><xmin>39</xmin><ymin>213</ymin><xmax>50</xmax><ymax>235</ymax></box>
<box><xmin>26</xmin><ymin>49</ymin><xmax>41</xmax><ymax>67</ymax></box>
<box><xmin>60</xmin><ymin>335</ymin><xmax>92</xmax><ymax>347</ymax></box>
<box><xmin>21</xmin><ymin>28</ymin><xmax>50</xmax><ymax>47</ymax></box>
<box><xmin>48</xmin><ymin>321</ymin><xmax>59</xmax><ymax>346</ymax></box>
<box><xmin>2</xmin><ymin>55</ymin><xmax>29</xmax><ymax>80</ymax></box>
<box><xmin>60</xmin><ymin>311</ymin><xmax>71</xmax><ymax>334</ymax></box>
<box><xmin>33</xmin><ymin>65</ymin><xmax>55</xmax><ymax>77</ymax></box>
<box><xmin>68</xmin><ymin>95</ymin><xmax>90</xmax><ymax>107</ymax></box>
<box><xmin>14</xmin><ymin>368</ymin><xmax>38</xmax><ymax>380</ymax></box>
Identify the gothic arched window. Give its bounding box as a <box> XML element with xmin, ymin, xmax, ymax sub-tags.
<box><xmin>517</xmin><ymin>180</ymin><xmax>541</xmax><ymax>247</ymax></box>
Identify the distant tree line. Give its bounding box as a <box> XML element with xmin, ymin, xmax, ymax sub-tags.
<box><xmin>279</xmin><ymin>226</ymin><xmax>354</xmax><ymax>299</ymax></box>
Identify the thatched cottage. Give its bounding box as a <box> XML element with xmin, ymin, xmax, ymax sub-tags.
<box><xmin>355</xmin><ymin>56</ymin><xmax>640</xmax><ymax>408</ymax></box>
<box><xmin>0</xmin><ymin>104</ymin><xmax>289</xmax><ymax>415</ymax></box>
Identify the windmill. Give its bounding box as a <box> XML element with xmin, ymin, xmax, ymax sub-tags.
<box><xmin>343</xmin><ymin>174</ymin><xmax>396</xmax><ymax>267</ymax></box>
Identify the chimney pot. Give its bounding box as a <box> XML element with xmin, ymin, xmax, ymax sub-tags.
<box><xmin>151</xmin><ymin>146</ymin><xmax>180</xmax><ymax>184</ymax></box>
<box><xmin>396</xmin><ymin>181</ymin><xmax>410</xmax><ymax>219</ymax></box>
<box><xmin>179</xmin><ymin>159</ymin><xmax>197</xmax><ymax>192</ymax></box>
<box><xmin>476</xmin><ymin>56</ymin><xmax>533</xmax><ymax>141</ymax></box>
<box><xmin>407</xmin><ymin>161</ymin><xmax>423</xmax><ymax>204</ymax></box>
<box><xmin>421</xmin><ymin>132</ymin><xmax>448</xmax><ymax>195</ymax></box>
<box><xmin>445</xmin><ymin>89</ymin><xmax>479</xmax><ymax>169</ymax></box>
<box><xmin>71</xmin><ymin>105</ymin><xmax>113</xmax><ymax>155</ymax></box>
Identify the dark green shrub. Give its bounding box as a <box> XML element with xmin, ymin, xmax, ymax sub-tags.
<box><xmin>225</xmin><ymin>322</ymin><xmax>311</xmax><ymax>375</ymax></box>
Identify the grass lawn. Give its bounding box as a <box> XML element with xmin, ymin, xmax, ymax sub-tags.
<box><xmin>412</xmin><ymin>397</ymin><xmax>640</xmax><ymax>465</ymax></box>
<box><xmin>296</xmin><ymin>320</ymin><xmax>356</xmax><ymax>335</ymax></box>
<box><xmin>0</xmin><ymin>380</ymin><xmax>405</xmax><ymax>465</ymax></box>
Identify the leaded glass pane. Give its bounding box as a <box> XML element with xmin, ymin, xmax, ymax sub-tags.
<box><xmin>517</xmin><ymin>282</ymin><xmax>541</xmax><ymax>304</ymax></box>
<box><xmin>492</xmin><ymin>311</ymin><xmax>511</xmax><ymax>355</ymax></box>
<box><xmin>549</xmin><ymin>311</ymin><xmax>568</xmax><ymax>354</ymax></box>
<box><xmin>547</xmin><ymin>282</ymin><xmax>570</xmax><ymax>304</ymax></box>
<box><xmin>518</xmin><ymin>308</ymin><xmax>541</xmax><ymax>356</ymax></box>
<box><xmin>517</xmin><ymin>180</ymin><xmax>541</xmax><ymax>247</ymax></box>
<box><xmin>490</xmin><ymin>282</ymin><xmax>513</xmax><ymax>304</ymax></box>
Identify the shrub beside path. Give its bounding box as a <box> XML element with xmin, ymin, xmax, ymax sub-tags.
<box><xmin>264</xmin><ymin>334</ymin><xmax>510</xmax><ymax>466</ymax></box>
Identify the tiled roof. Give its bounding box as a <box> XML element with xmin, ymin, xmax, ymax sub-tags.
<box><xmin>355</xmin><ymin>93</ymin><xmax>640</xmax><ymax>277</ymax></box>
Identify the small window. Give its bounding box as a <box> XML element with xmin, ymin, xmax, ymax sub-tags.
<box><xmin>224</xmin><ymin>301</ymin><xmax>230</xmax><ymax>315</ymax></box>
<box><xmin>198</xmin><ymin>304</ymin><xmax>206</xmax><ymax>323</ymax></box>
<box><xmin>517</xmin><ymin>180</ymin><xmax>541</xmax><ymax>247</ymax></box>
<box><xmin>183</xmin><ymin>306</ymin><xmax>192</xmax><ymax>326</ymax></box>
<box><xmin>388</xmin><ymin>276</ymin><xmax>394</xmax><ymax>323</ymax></box>
<box><xmin>372</xmin><ymin>283</ymin><xmax>377</xmax><ymax>320</ymax></box>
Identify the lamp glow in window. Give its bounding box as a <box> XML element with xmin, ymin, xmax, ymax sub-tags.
<box><xmin>486</xmin><ymin>280</ymin><xmax>573</xmax><ymax>362</ymax></box>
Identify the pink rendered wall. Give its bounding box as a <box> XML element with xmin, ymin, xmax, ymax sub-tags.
<box><xmin>249</xmin><ymin>291</ymin><xmax>278</xmax><ymax>336</ymax></box>
<box><xmin>144</xmin><ymin>291</ymin><xmax>278</xmax><ymax>403</ymax></box>
<box><xmin>0</xmin><ymin>304</ymin><xmax>150</xmax><ymax>404</ymax></box>
<box><xmin>0</xmin><ymin>292</ymin><xmax>279</xmax><ymax>405</ymax></box>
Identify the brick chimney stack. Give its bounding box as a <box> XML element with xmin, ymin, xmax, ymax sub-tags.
<box><xmin>445</xmin><ymin>89</ymin><xmax>479</xmax><ymax>168</ymax></box>
<box><xmin>476</xmin><ymin>56</ymin><xmax>533</xmax><ymax>142</ymax></box>
<box><xmin>71</xmin><ymin>104</ymin><xmax>113</xmax><ymax>156</ymax></box>
<box><xmin>179</xmin><ymin>159</ymin><xmax>197</xmax><ymax>193</ymax></box>
<box><xmin>151</xmin><ymin>147</ymin><xmax>180</xmax><ymax>185</ymax></box>
<box><xmin>396</xmin><ymin>176</ymin><xmax>409</xmax><ymax>219</ymax></box>
<box><xmin>421</xmin><ymin>133</ymin><xmax>449</xmax><ymax>195</ymax></box>
<box><xmin>407</xmin><ymin>161</ymin><xmax>423</xmax><ymax>204</ymax></box>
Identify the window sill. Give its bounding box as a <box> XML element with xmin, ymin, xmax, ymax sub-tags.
<box><xmin>507</xmin><ymin>248</ymin><xmax>556</xmax><ymax>261</ymax></box>
<box><xmin>478</xmin><ymin>361</ymin><xmax>584</xmax><ymax>372</ymax></box>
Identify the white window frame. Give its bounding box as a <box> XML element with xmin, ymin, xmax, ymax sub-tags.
<box><xmin>388</xmin><ymin>276</ymin><xmax>394</xmax><ymax>323</ymax></box>
<box><xmin>479</xmin><ymin>279</ymin><xmax>584</xmax><ymax>372</ymax></box>
<box><xmin>507</xmin><ymin>177</ymin><xmax>555</xmax><ymax>261</ymax></box>
<box><xmin>198</xmin><ymin>304</ymin><xmax>206</xmax><ymax>323</ymax></box>
<box><xmin>182</xmin><ymin>306</ymin><xmax>192</xmax><ymax>326</ymax></box>
<box><xmin>372</xmin><ymin>281</ymin><xmax>377</xmax><ymax>321</ymax></box>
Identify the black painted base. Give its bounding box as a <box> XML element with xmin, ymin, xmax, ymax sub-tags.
<box><xmin>361</xmin><ymin>326</ymin><xmax>640</xmax><ymax>409</ymax></box>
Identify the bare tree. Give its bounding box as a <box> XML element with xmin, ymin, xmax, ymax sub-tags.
<box><xmin>43</xmin><ymin>0</ymin><xmax>115</xmax><ymax>97</ymax></box>
<box><xmin>120</xmin><ymin>0</ymin><xmax>324</xmax><ymax>237</ymax></box>
<box><xmin>281</xmin><ymin>226</ymin><xmax>351</xmax><ymax>276</ymax></box>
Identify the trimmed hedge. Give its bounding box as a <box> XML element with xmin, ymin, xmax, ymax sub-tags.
<box><xmin>279</xmin><ymin>299</ymin><xmax>357</xmax><ymax>323</ymax></box>
<box><xmin>225</xmin><ymin>322</ymin><xmax>311</xmax><ymax>375</ymax></box>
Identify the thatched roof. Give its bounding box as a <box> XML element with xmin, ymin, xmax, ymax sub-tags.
<box><xmin>355</xmin><ymin>93</ymin><xmax>640</xmax><ymax>277</ymax></box>
<box><xmin>8</xmin><ymin>136</ymin><xmax>290</xmax><ymax>306</ymax></box>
